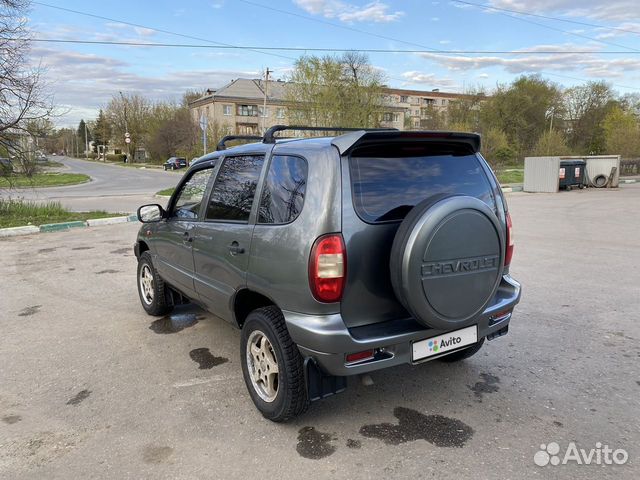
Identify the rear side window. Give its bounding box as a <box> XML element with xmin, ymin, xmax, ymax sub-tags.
<box><xmin>350</xmin><ymin>153</ymin><xmax>495</xmax><ymax>223</ymax></box>
<box><xmin>206</xmin><ymin>155</ymin><xmax>264</xmax><ymax>222</ymax></box>
<box><xmin>258</xmin><ymin>155</ymin><xmax>308</xmax><ymax>224</ymax></box>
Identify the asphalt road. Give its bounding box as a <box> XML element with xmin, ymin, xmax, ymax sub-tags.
<box><xmin>1</xmin><ymin>186</ymin><xmax>638</xmax><ymax>479</ymax></box>
<box><xmin>6</xmin><ymin>156</ymin><xmax>179</xmax><ymax>213</ymax></box>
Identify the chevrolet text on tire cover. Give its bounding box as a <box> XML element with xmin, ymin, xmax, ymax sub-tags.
<box><xmin>134</xmin><ymin>126</ymin><xmax>521</xmax><ymax>421</ymax></box>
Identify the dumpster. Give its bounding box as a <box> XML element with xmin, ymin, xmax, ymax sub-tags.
<box><xmin>559</xmin><ymin>160</ymin><xmax>586</xmax><ymax>190</ymax></box>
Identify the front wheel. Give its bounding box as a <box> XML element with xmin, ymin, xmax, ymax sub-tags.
<box><xmin>240</xmin><ymin>306</ymin><xmax>309</xmax><ymax>422</ymax></box>
<box><xmin>137</xmin><ymin>252</ymin><xmax>173</xmax><ymax>316</ymax></box>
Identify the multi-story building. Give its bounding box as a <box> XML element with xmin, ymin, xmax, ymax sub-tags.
<box><xmin>189</xmin><ymin>78</ymin><xmax>482</xmax><ymax>135</ymax></box>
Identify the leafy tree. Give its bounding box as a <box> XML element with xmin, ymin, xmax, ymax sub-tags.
<box><xmin>106</xmin><ymin>93</ymin><xmax>151</xmax><ymax>158</ymax></box>
<box><xmin>146</xmin><ymin>106</ymin><xmax>199</xmax><ymax>161</ymax></box>
<box><xmin>481</xmin><ymin>127</ymin><xmax>515</xmax><ymax>167</ymax></box>
<box><xmin>603</xmin><ymin>106</ymin><xmax>640</xmax><ymax>158</ymax></box>
<box><xmin>564</xmin><ymin>81</ymin><xmax>616</xmax><ymax>155</ymax></box>
<box><xmin>286</xmin><ymin>52</ymin><xmax>385</xmax><ymax>128</ymax></box>
<box><xmin>419</xmin><ymin>104</ymin><xmax>446</xmax><ymax>130</ymax></box>
<box><xmin>480</xmin><ymin>75</ymin><xmax>563</xmax><ymax>159</ymax></box>
<box><xmin>532</xmin><ymin>130</ymin><xmax>571</xmax><ymax>157</ymax></box>
<box><xmin>77</xmin><ymin>119</ymin><xmax>91</xmax><ymax>152</ymax></box>
<box><xmin>92</xmin><ymin>109</ymin><xmax>111</xmax><ymax>153</ymax></box>
<box><xmin>446</xmin><ymin>88</ymin><xmax>486</xmax><ymax>131</ymax></box>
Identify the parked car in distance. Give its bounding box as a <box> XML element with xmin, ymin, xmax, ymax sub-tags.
<box><xmin>134</xmin><ymin>126</ymin><xmax>521</xmax><ymax>422</ymax></box>
<box><xmin>163</xmin><ymin>157</ymin><xmax>187</xmax><ymax>171</ymax></box>
<box><xmin>0</xmin><ymin>157</ymin><xmax>14</xmax><ymax>174</ymax></box>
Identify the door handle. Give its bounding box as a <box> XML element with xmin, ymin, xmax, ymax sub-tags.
<box><xmin>183</xmin><ymin>231</ymin><xmax>193</xmax><ymax>243</ymax></box>
<box><xmin>228</xmin><ymin>241</ymin><xmax>245</xmax><ymax>255</ymax></box>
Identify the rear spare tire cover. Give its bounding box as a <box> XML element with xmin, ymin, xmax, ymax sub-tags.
<box><xmin>390</xmin><ymin>195</ymin><xmax>504</xmax><ymax>330</ymax></box>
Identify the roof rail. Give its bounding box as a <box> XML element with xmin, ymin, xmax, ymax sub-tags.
<box><xmin>262</xmin><ymin>125</ymin><xmax>398</xmax><ymax>144</ymax></box>
<box><xmin>216</xmin><ymin>135</ymin><xmax>263</xmax><ymax>151</ymax></box>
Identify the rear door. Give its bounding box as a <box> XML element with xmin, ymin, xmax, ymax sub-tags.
<box><xmin>154</xmin><ymin>166</ymin><xmax>215</xmax><ymax>297</ymax></box>
<box><xmin>341</xmin><ymin>142</ymin><xmax>498</xmax><ymax>328</ymax></box>
<box><xmin>192</xmin><ymin>154</ymin><xmax>266</xmax><ymax>322</ymax></box>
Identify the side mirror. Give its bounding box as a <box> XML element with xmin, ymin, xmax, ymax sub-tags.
<box><xmin>137</xmin><ymin>204</ymin><xmax>165</xmax><ymax>223</ymax></box>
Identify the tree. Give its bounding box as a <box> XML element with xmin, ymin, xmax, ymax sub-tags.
<box><xmin>532</xmin><ymin>130</ymin><xmax>571</xmax><ymax>157</ymax></box>
<box><xmin>446</xmin><ymin>87</ymin><xmax>486</xmax><ymax>131</ymax></box>
<box><xmin>106</xmin><ymin>93</ymin><xmax>151</xmax><ymax>158</ymax></box>
<box><xmin>564</xmin><ymin>81</ymin><xmax>616</xmax><ymax>155</ymax></box>
<box><xmin>0</xmin><ymin>0</ymin><xmax>54</xmax><ymax>152</ymax></box>
<box><xmin>481</xmin><ymin>127</ymin><xmax>515</xmax><ymax>167</ymax></box>
<box><xmin>286</xmin><ymin>52</ymin><xmax>385</xmax><ymax>128</ymax></box>
<box><xmin>146</xmin><ymin>105</ymin><xmax>199</xmax><ymax>161</ymax></box>
<box><xmin>603</xmin><ymin>106</ymin><xmax>640</xmax><ymax>158</ymax></box>
<box><xmin>92</xmin><ymin>109</ymin><xmax>111</xmax><ymax>154</ymax></box>
<box><xmin>77</xmin><ymin>119</ymin><xmax>91</xmax><ymax>153</ymax></box>
<box><xmin>480</xmin><ymin>75</ymin><xmax>563</xmax><ymax>159</ymax></box>
<box><xmin>419</xmin><ymin>104</ymin><xmax>446</xmax><ymax>130</ymax></box>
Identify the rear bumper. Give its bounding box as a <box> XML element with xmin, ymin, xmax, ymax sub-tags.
<box><xmin>284</xmin><ymin>274</ymin><xmax>521</xmax><ymax>376</ymax></box>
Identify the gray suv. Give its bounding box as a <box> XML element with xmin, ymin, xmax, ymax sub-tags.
<box><xmin>134</xmin><ymin>126</ymin><xmax>521</xmax><ymax>421</ymax></box>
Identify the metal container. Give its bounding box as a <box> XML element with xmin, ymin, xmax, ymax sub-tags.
<box><xmin>524</xmin><ymin>156</ymin><xmax>561</xmax><ymax>193</ymax></box>
<box><xmin>559</xmin><ymin>160</ymin><xmax>586</xmax><ymax>190</ymax></box>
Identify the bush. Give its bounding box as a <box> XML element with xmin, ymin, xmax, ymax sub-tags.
<box><xmin>106</xmin><ymin>153</ymin><xmax>126</xmax><ymax>162</ymax></box>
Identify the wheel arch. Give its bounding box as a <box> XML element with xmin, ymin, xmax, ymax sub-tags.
<box><xmin>232</xmin><ymin>288</ymin><xmax>278</xmax><ymax>328</ymax></box>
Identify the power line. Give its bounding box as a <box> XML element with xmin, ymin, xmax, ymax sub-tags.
<box><xmin>25</xmin><ymin>38</ymin><xmax>640</xmax><ymax>55</ymax></box>
<box><xmin>450</xmin><ymin>0</ymin><xmax>640</xmax><ymax>36</ymax></box>
<box><xmin>31</xmin><ymin>1</ymin><xmax>295</xmax><ymax>61</ymax></box>
<box><xmin>452</xmin><ymin>0</ymin><xmax>640</xmax><ymax>52</ymax></box>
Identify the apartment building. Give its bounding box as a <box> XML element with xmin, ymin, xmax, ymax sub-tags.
<box><xmin>189</xmin><ymin>78</ymin><xmax>481</xmax><ymax>135</ymax></box>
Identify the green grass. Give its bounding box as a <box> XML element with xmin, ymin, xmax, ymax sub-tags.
<box><xmin>40</xmin><ymin>160</ymin><xmax>64</xmax><ymax>168</ymax></box>
<box><xmin>0</xmin><ymin>173</ymin><xmax>90</xmax><ymax>188</ymax></box>
<box><xmin>496</xmin><ymin>169</ymin><xmax>524</xmax><ymax>185</ymax></box>
<box><xmin>156</xmin><ymin>187</ymin><xmax>175</xmax><ymax>196</ymax></box>
<box><xmin>0</xmin><ymin>199</ymin><xmax>121</xmax><ymax>228</ymax></box>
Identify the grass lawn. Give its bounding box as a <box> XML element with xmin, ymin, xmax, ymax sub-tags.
<box><xmin>0</xmin><ymin>173</ymin><xmax>90</xmax><ymax>188</ymax></box>
<box><xmin>0</xmin><ymin>199</ymin><xmax>122</xmax><ymax>229</ymax></box>
<box><xmin>156</xmin><ymin>187</ymin><xmax>175</xmax><ymax>196</ymax></box>
<box><xmin>496</xmin><ymin>169</ymin><xmax>524</xmax><ymax>185</ymax></box>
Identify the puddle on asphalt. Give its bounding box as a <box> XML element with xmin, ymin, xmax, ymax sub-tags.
<box><xmin>469</xmin><ymin>373</ymin><xmax>500</xmax><ymax>401</ymax></box>
<box><xmin>296</xmin><ymin>427</ymin><xmax>336</xmax><ymax>459</ymax></box>
<box><xmin>360</xmin><ymin>407</ymin><xmax>474</xmax><ymax>448</ymax></box>
<box><xmin>18</xmin><ymin>305</ymin><xmax>42</xmax><ymax>317</ymax></box>
<box><xmin>189</xmin><ymin>348</ymin><xmax>228</xmax><ymax>369</ymax></box>
<box><xmin>110</xmin><ymin>248</ymin><xmax>130</xmax><ymax>254</ymax></box>
<box><xmin>142</xmin><ymin>445</ymin><xmax>174</xmax><ymax>464</ymax></box>
<box><xmin>66</xmin><ymin>389</ymin><xmax>91</xmax><ymax>406</ymax></box>
<box><xmin>2</xmin><ymin>415</ymin><xmax>22</xmax><ymax>424</ymax></box>
<box><xmin>72</xmin><ymin>246</ymin><xmax>94</xmax><ymax>251</ymax></box>
<box><xmin>37</xmin><ymin>248</ymin><xmax>56</xmax><ymax>254</ymax></box>
<box><xmin>68</xmin><ymin>268</ymin><xmax>76</xmax><ymax>271</ymax></box>
<box><xmin>346</xmin><ymin>438</ymin><xmax>361</xmax><ymax>449</ymax></box>
<box><xmin>96</xmin><ymin>269</ymin><xmax>120</xmax><ymax>274</ymax></box>
<box><xmin>149</xmin><ymin>313</ymin><xmax>202</xmax><ymax>334</ymax></box>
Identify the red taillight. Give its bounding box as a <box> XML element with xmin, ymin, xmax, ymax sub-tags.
<box><xmin>346</xmin><ymin>349</ymin><xmax>374</xmax><ymax>364</ymax></box>
<box><xmin>309</xmin><ymin>234</ymin><xmax>346</xmax><ymax>303</ymax></box>
<box><xmin>505</xmin><ymin>212</ymin><xmax>514</xmax><ymax>266</ymax></box>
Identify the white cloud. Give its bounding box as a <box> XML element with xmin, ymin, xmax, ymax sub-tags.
<box><xmin>488</xmin><ymin>0</ymin><xmax>640</xmax><ymax>22</ymax></box>
<box><xmin>477</xmin><ymin>73</ymin><xmax>490</xmax><ymax>78</ymax></box>
<box><xmin>293</xmin><ymin>0</ymin><xmax>404</xmax><ymax>23</ymax></box>
<box><xmin>417</xmin><ymin>43</ymin><xmax>640</xmax><ymax>79</ymax></box>
<box><xmin>401</xmin><ymin>71</ymin><xmax>459</xmax><ymax>89</ymax></box>
<box><xmin>29</xmin><ymin>46</ymin><xmax>259</xmax><ymax>127</ymax></box>
<box><xmin>439</xmin><ymin>40</ymin><xmax>452</xmax><ymax>45</ymax></box>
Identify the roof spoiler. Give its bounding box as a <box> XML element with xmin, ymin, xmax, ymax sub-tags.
<box><xmin>331</xmin><ymin>130</ymin><xmax>481</xmax><ymax>155</ymax></box>
<box><xmin>263</xmin><ymin>125</ymin><xmax>397</xmax><ymax>144</ymax></box>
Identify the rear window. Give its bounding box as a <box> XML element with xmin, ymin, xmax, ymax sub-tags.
<box><xmin>350</xmin><ymin>153</ymin><xmax>495</xmax><ymax>223</ymax></box>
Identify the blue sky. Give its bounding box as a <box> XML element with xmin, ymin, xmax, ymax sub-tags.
<box><xmin>27</xmin><ymin>0</ymin><xmax>640</xmax><ymax>127</ymax></box>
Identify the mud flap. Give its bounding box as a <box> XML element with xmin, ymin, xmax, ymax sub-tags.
<box><xmin>304</xmin><ymin>357</ymin><xmax>347</xmax><ymax>402</ymax></box>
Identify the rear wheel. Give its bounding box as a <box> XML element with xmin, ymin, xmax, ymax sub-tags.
<box><xmin>137</xmin><ymin>252</ymin><xmax>172</xmax><ymax>316</ymax></box>
<box><xmin>439</xmin><ymin>339</ymin><xmax>485</xmax><ymax>362</ymax></box>
<box><xmin>240</xmin><ymin>306</ymin><xmax>308</xmax><ymax>422</ymax></box>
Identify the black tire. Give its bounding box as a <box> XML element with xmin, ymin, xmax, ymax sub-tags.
<box><xmin>240</xmin><ymin>306</ymin><xmax>308</xmax><ymax>422</ymax></box>
<box><xmin>137</xmin><ymin>251</ymin><xmax>173</xmax><ymax>316</ymax></box>
<box><xmin>439</xmin><ymin>339</ymin><xmax>485</xmax><ymax>362</ymax></box>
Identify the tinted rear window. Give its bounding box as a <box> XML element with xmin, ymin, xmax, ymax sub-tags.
<box><xmin>350</xmin><ymin>154</ymin><xmax>495</xmax><ymax>223</ymax></box>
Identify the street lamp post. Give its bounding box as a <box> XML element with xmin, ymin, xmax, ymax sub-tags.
<box><xmin>120</xmin><ymin>91</ymin><xmax>131</xmax><ymax>162</ymax></box>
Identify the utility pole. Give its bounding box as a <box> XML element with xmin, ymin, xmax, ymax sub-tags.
<box><xmin>120</xmin><ymin>91</ymin><xmax>130</xmax><ymax>161</ymax></box>
<box><xmin>84</xmin><ymin>122</ymin><xmax>89</xmax><ymax>159</ymax></box>
<box><xmin>262</xmin><ymin>67</ymin><xmax>271</xmax><ymax>133</ymax></box>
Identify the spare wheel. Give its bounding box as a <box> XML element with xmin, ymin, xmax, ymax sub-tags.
<box><xmin>390</xmin><ymin>195</ymin><xmax>505</xmax><ymax>330</ymax></box>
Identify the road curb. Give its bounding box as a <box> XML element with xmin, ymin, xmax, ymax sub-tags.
<box><xmin>0</xmin><ymin>225</ymin><xmax>40</xmax><ymax>237</ymax></box>
<box><xmin>0</xmin><ymin>215</ymin><xmax>140</xmax><ymax>238</ymax></box>
<box><xmin>620</xmin><ymin>179</ymin><xmax>637</xmax><ymax>184</ymax></box>
<box><xmin>39</xmin><ymin>221</ymin><xmax>87</xmax><ymax>232</ymax></box>
<box><xmin>86</xmin><ymin>216</ymin><xmax>130</xmax><ymax>227</ymax></box>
